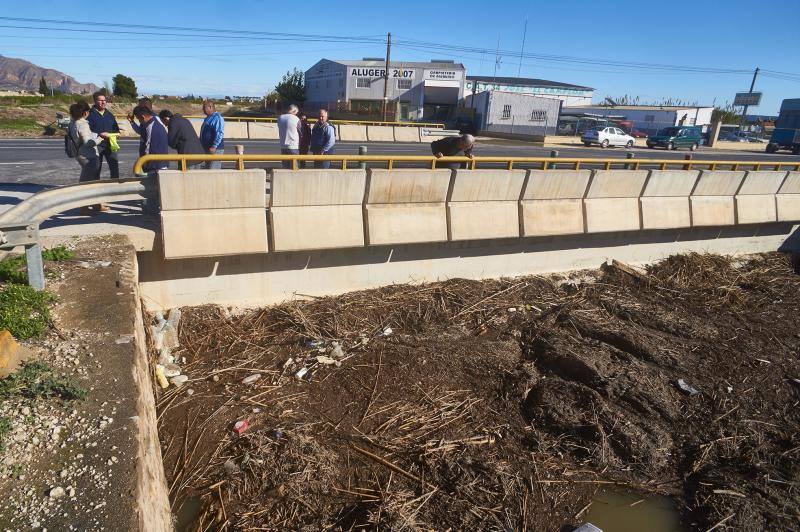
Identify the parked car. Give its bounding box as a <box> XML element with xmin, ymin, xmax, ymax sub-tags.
<box><xmin>629</xmin><ymin>129</ymin><xmax>648</xmax><ymax>138</ymax></box>
<box><xmin>647</xmin><ymin>126</ymin><xmax>703</xmax><ymax>151</ymax></box>
<box><xmin>581</xmin><ymin>126</ymin><xmax>635</xmax><ymax>148</ymax></box>
<box><xmin>718</xmin><ymin>131</ymin><xmax>746</xmax><ymax>142</ymax></box>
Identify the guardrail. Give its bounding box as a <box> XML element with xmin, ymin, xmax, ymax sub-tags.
<box><xmin>0</xmin><ymin>178</ymin><xmax>156</xmax><ymax>289</ymax></box>
<box><xmin>134</xmin><ymin>154</ymin><xmax>800</xmax><ymax>175</ymax></box>
<box><xmin>181</xmin><ymin>116</ymin><xmax>444</xmax><ymax>128</ymax></box>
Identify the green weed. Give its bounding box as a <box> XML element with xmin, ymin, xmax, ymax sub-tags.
<box><xmin>0</xmin><ymin>118</ymin><xmax>40</xmax><ymax>131</ymax></box>
<box><xmin>0</xmin><ymin>361</ymin><xmax>87</xmax><ymax>402</ymax></box>
<box><xmin>0</xmin><ymin>255</ymin><xmax>26</xmax><ymax>284</ymax></box>
<box><xmin>41</xmin><ymin>246</ymin><xmax>75</xmax><ymax>262</ymax></box>
<box><xmin>0</xmin><ymin>284</ymin><xmax>55</xmax><ymax>339</ymax></box>
<box><xmin>0</xmin><ymin>416</ymin><xmax>10</xmax><ymax>452</ymax></box>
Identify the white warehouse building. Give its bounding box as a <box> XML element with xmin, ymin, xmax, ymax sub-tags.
<box><xmin>305</xmin><ymin>58</ymin><xmax>466</xmax><ymax>121</ymax></box>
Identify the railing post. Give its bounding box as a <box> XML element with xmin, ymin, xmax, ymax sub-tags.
<box><xmin>625</xmin><ymin>151</ymin><xmax>635</xmax><ymax>170</ymax></box>
<box><xmin>683</xmin><ymin>154</ymin><xmax>693</xmax><ymax>170</ymax></box>
<box><xmin>25</xmin><ymin>240</ymin><xmax>45</xmax><ymax>290</ymax></box>
<box><xmin>549</xmin><ymin>150</ymin><xmax>558</xmax><ymax>170</ymax></box>
<box><xmin>359</xmin><ymin>146</ymin><xmax>367</xmax><ymax>170</ymax></box>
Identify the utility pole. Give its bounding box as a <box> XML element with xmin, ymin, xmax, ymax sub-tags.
<box><xmin>517</xmin><ymin>17</ymin><xmax>528</xmax><ymax>78</ymax></box>
<box><xmin>382</xmin><ymin>32</ymin><xmax>391</xmax><ymax>122</ymax></box>
<box><xmin>493</xmin><ymin>35</ymin><xmax>501</xmax><ymax>82</ymax></box>
<box><xmin>740</xmin><ymin>67</ymin><xmax>759</xmax><ymax>130</ymax></box>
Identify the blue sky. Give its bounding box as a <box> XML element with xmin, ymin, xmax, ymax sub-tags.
<box><xmin>2</xmin><ymin>0</ymin><xmax>799</xmax><ymax>113</ymax></box>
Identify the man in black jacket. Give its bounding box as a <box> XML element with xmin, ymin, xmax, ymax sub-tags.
<box><xmin>159</xmin><ymin>110</ymin><xmax>205</xmax><ymax>169</ymax></box>
<box><xmin>430</xmin><ymin>133</ymin><xmax>475</xmax><ymax>169</ymax></box>
<box><xmin>86</xmin><ymin>91</ymin><xmax>120</xmax><ymax>179</ymax></box>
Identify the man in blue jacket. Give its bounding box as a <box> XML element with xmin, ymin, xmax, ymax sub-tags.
<box><xmin>199</xmin><ymin>100</ymin><xmax>225</xmax><ymax>169</ymax></box>
<box><xmin>86</xmin><ymin>91</ymin><xmax>120</xmax><ymax>179</ymax></box>
<box><xmin>310</xmin><ymin>108</ymin><xmax>336</xmax><ymax>169</ymax></box>
<box><xmin>132</xmin><ymin>104</ymin><xmax>169</xmax><ymax>175</ymax></box>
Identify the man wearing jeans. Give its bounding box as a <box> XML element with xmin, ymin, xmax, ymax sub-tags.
<box><xmin>277</xmin><ymin>104</ymin><xmax>300</xmax><ymax>169</ymax></box>
<box><xmin>200</xmin><ymin>100</ymin><xmax>225</xmax><ymax>169</ymax></box>
<box><xmin>86</xmin><ymin>91</ymin><xmax>120</xmax><ymax>179</ymax></box>
<box><xmin>310</xmin><ymin>109</ymin><xmax>336</xmax><ymax>169</ymax></box>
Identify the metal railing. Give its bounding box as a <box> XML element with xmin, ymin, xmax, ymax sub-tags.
<box><xmin>0</xmin><ymin>178</ymin><xmax>156</xmax><ymax>289</ymax></box>
<box><xmin>134</xmin><ymin>154</ymin><xmax>800</xmax><ymax>175</ymax></box>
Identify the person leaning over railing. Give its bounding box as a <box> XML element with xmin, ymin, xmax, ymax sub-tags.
<box><xmin>310</xmin><ymin>108</ymin><xmax>336</xmax><ymax>169</ymax></box>
<box><xmin>159</xmin><ymin>110</ymin><xmax>205</xmax><ymax>169</ymax></box>
<box><xmin>200</xmin><ymin>100</ymin><xmax>225</xmax><ymax>170</ymax></box>
<box><xmin>431</xmin><ymin>134</ymin><xmax>475</xmax><ymax>170</ymax></box>
<box><xmin>68</xmin><ymin>101</ymin><xmax>112</xmax><ymax>215</ymax></box>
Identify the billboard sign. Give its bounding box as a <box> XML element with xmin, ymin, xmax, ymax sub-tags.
<box><xmin>734</xmin><ymin>92</ymin><xmax>762</xmax><ymax>106</ymax></box>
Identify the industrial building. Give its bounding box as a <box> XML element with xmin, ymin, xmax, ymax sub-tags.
<box><xmin>465</xmin><ymin>90</ymin><xmax>561</xmax><ymax>136</ymax></box>
<box><xmin>304</xmin><ymin>58</ymin><xmax>466</xmax><ymax>121</ymax></box>
<box><xmin>561</xmin><ymin>105</ymin><xmax>715</xmax><ymax>135</ymax></box>
<box><xmin>465</xmin><ymin>76</ymin><xmax>594</xmax><ymax>106</ymax></box>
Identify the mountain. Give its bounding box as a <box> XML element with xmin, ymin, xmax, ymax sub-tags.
<box><xmin>0</xmin><ymin>55</ymin><xmax>99</xmax><ymax>94</ymax></box>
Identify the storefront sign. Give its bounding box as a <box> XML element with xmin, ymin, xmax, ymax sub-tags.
<box><xmin>350</xmin><ymin>68</ymin><xmax>415</xmax><ymax>79</ymax></box>
<box><xmin>425</xmin><ymin>69</ymin><xmax>462</xmax><ymax>81</ymax></box>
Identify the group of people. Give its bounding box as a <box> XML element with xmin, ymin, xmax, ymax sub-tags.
<box><xmin>277</xmin><ymin>105</ymin><xmax>336</xmax><ymax>168</ymax></box>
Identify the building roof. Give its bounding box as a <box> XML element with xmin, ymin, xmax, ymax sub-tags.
<box><xmin>567</xmin><ymin>105</ymin><xmax>712</xmax><ymax>111</ymax></box>
<box><xmin>467</xmin><ymin>75</ymin><xmax>593</xmax><ymax>91</ymax></box>
<box><xmin>330</xmin><ymin>59</ymin><xmax>466</xmax><ymax>69</ymax></box>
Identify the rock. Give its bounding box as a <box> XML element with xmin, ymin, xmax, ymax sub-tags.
<box><xmin>211</xmin><ymin>375</ymin><xmax>220</xmax><ymax>382</ymax></box>
<box><xmin>223</xmin><ymin>460</ymin><xmax>240</xmax><ymax>476</ymax></box>
<box><xmin>59</xmin><ymin>469</ymin><xmax>68</xmax><ymax>479</ymax></box>
<box><xmin>97</xmin><ymin>261</ymin><xmax>112</xmax><ymax>267</ymax></box>
<box><xmin>316</xmin><ymin>356</ymin><xmax>338</xmax><ymax>366</ymax></box>
<box><xmin>241</xmin><ymin>374</ymin><xmax>261</xmax><ymax>385</ymax></box>
<box><xmin>48</xmin><ymin>486</ymin><xmax>65</xmax><ymax>499</ymax></box>
<box><xmin>170</xmin><ymin>375</ymin><xmax>189</xmax><ymax>387</ymax></box>
<box><xmin>66</xmin><ymin>486</ymin><xmax>75</xmax><ymax>497</ymax></box>
<box><xmin>329</xmin><ymin>344</ymin><xmax>344</xmax><ymax>359</ymax></box>
<box><xmin>186</xmin><ymin>388</ymin><xmax>195</xmax><ymax>396</ymax></box>
<box><xmin>114</xmin><ymin>335</ymin><xmax>134</xmax><ymax>345</ymax></box>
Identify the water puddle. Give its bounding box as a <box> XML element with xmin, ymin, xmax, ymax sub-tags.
<box><xmin>583</xmin><ymin>490</ymin><xmax>681</xmax><ymax>532</ymax></box>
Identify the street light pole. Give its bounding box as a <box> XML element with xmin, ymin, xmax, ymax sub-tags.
<box><xmin>740</xmin><ymin>67</ymin><xmax>759</xmax><ymax>130</ymax></box>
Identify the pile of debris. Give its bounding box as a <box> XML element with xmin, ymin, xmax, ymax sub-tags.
<box><xmin>153</xmin><ymin>252</ymin><xmax>800</xmax><ymax>531</ymax></box>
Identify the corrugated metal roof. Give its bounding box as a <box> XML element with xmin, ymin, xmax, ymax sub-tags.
<box><xmin>330</xmin><ymin>59</ymin><xmax>466</xmax><ymax>69</ymax></box>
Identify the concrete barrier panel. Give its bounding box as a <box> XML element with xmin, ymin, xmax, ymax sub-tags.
<box><xmin>447</xmin><ymin>169</ymin><xmax>526</xmax><ymax>240</ymax></box>
<box><xmin>270</xmin><ymin>206</ymin><xmax>364</xmax><ymax>251</ymax></box>
<box><xmin>159</xmin><ymin>169</ymin><xmax>266</xmax><ymax>210</ymax></box>
<box><xmin>777</xmin><ymin>171</ymin><xmax>800</xmax><ymax>221</ymax></box>
<box><xmin>584</xmin><ymin>170</ymin><xmax>647</xmax><ymax>233</ymax></box>
<box><xmin>365</xmin><ymin>204</ymin><xmax>448</xmax><ymax>245</ymax></box>
<box><xmin>367</xmin><ymin>125</ymin><xmax>395</xmax><ymax>142</ymax></box>
<box><xmin>161</xmin><ymin>209</ymin><xmax>267</xmax><ymax>259</ymax></box>
<box><xmin>393</xmin><ymin>126</ymin><xmax>421</xmax><ymax>142</ymax></box>
<box><xmin>734</xmin><ymin>171</ymin><xmax>786</xmax><ymax>224</ymax></box>
<box><xmin>366</xmin><ymin>169</ymin><xmax>451</xmax><ymax>245</ymax></box>
<box><xmin>338</xmin><ymin>124</ymin><xmax>368</xmax><ymax>142</ymax></box>
<box><xmin>269</xmin><ymin>169</ymin><xmax>366</xmax><ymax>251</ymax></box>
<box><xmin>248</xmin><ymin>122</ymin><xmax>279</xmax><ymax>140</ymax></box>
<box><xmin>520</xmin><ymin>170</ymin><xmax>592</xmax><ymax>236</ymax></box>
<box><xmin>189</xmin><ymin>118</ymin><xmax>202</xmax><ymax>137</ymax></box>
<box><xmin>224</xmin><ymin>121</ymin><xmax>248</xmax><ymax>139</ymax></box>
<box><xmin>367</xmin><ymin>169</ymin><xmax>451</xmax><ymax>204</ymax></box>
<box><xmin>691</xmin><ymin>196</ymin><xmax>736</xmax><ymax>226</ymax></box>
<box><xmin>270</xmin><ymin>169</ymin><xmax>366</xmax><ymax>207</ymax></box>
<box><xmin>640</xmin><ymin>170</ymin><xmax>700</xmax><ymax>229</ymax></box>
<box><xmin>117</xmin><ymin>120</ymin><xmax>137</xmax><ymax>138</ymax></box>
<box><xmin>691</xmin><ymin>170</ymin><xmax>746</xmax><ymax>227</ymax></box>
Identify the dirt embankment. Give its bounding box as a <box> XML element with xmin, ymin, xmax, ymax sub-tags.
<box><xmin>155</xmin><ymin>252</ymin><xmax>800</xmax><ymax>531</ymax></box>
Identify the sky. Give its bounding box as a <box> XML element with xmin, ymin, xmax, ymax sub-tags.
<box><xmin>1</xmin><ymin>0</ymin><xmax>799</xmax><ymax>114</ymax></box>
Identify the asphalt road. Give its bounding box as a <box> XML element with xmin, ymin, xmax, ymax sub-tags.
<box><xmin>0</xmin><ymin>137</ymin><xmax>797</xmax><ymax>187</ymax></box>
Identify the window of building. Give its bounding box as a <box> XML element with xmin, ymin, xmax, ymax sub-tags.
<box><xmin>530</xmin><ymin>109</ymin><xmax>547</xmax><ymax>122</ymax></box>
<box><xmin>356</xmin><ymin>78</ymin><xmax>371</xmax><ymax>88</ymax></box>
<box><xmin>501</xmin><ymin>104</ymin><xmax>512</xmax><ymax>119</ymax></box>
<box><xmin>397</xmin><ymin>79</ymin><xmax>412</xmax><ymax>90</ymax></box>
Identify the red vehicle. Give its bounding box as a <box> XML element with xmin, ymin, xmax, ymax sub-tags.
<box><xmin>629</xmin><ymin>129</ymin><xmax>649</xmax><ymax>138</ymax></box>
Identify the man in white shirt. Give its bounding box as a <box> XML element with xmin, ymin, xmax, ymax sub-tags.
<box><xmin>277</xmin><ymin>104</ymin><xmax>300</xmax><ymax>169</ymax></box>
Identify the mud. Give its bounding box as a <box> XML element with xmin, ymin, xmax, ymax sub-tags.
<box><xmin>155</xmin><ymin>252</ymin><xmax>800</xmax><ymax>531</ymax></box>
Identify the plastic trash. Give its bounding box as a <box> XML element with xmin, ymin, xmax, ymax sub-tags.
<box><xmin>676</xmin><ymin>378</ymin><xmax>700</xmax><ymax>396</ymax></box>
<box><xmin>166</xmin><ymin>308</ymin><xmax>182</xmax><ymax>328</ymax></box>
<box><xmin>154</xmin><ymin>366</ymin><xmax>169</xmax><ymax>389</ymax></box>
<box><xmin>379</xmin><ymin>326</ymin><xmax>393</xmax><ymax>337</ymax></box>
<box><xmin>316</xmin><ymin>355</ymin><xmax>340</xmax><ymax>367</ymax></box>
<box><xmin>241</xmin><ymin>374</ymin><xmax>261</xmax><ymax>385</ymax></box>
<box><xmin>574</xmin><ymin>524</ymin><xmax>603</xmax><ymax>532</ymax></box>
<box><xmin>158</xmin><ymin>347</ymin><xmax>174</xmax><ymax>366</ymax></box>
<box><xmin>162</xmin><ymin>363</ymin><xmax>181</xmax><ymax>378</ymax></box>
<box><xmin>305</xmin><ymin>339</ymin><xmax>326</xmax><ymax>349</ymax></box>
<box><xmin>295</xmin><ymin>367</ymin><xmax>309</xmax><ymax>380</ymax></box>
<box><xmin>330</xmin><ymin>343</ymin><xmax>344</xmax><ymax>359</ymax></box>
<box><xmin>161</xmin><ymin>324</ymin><xmax>179</xmax><ymax>350</ymax></box>
<box><xmin>151</xmin><ymin>326</ymin><xmax>165</xmax><ymax>351</ymax></box>
<box><xmin>232</xmin><ymin>420</ymin><xmax>249</xmax><ymax>436</ymax></box>
<box><xmin>170</xmin><ymin>375</ymin><xmax>189</xmax><ymax>387</ymax></box>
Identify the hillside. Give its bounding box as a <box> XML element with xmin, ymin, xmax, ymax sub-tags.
<box><xmin>0</xmin><ymin>55</ymin><xmax>98</xmax><ymax>94</ymax></box>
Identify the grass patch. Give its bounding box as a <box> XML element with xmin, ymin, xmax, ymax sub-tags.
<box><xmin>0</xmin><ymin>118</ymin><xmax>40</xmax><ymax>131</ymax></box>
<box><xmin>0</xmin><ymin>284</ymin><xmax>55</xmax><ymax>339</ymax></box>
<box><xmin>0</xmin><ymin>255</ymin><xmax>26</xmax><ymax>284</ymax></box>
<box><xmin>0</xmin><ymin>416</ymin><xmax>10</xmax><ymax>452</ymax></box>
<box><xmin>0</xmin><ymin>360</ymin><xmax>87</xmax><ymax>402</ymax></box>
<box><xmin>41</xmin><ymin>245</ymin><xmax>75</xmax><ymax>262</ymax></box>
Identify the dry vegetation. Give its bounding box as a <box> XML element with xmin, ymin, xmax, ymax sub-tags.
<box><xmin>154</xmin><ymin>252</ymin><xmax>800</xmax><ymax>531</ymax></box>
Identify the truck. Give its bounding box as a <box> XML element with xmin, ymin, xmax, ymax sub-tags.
<box><xmin>766</xmin><ymin>98</ymin><xmax>800</xmax><ymax>154</ymax></box>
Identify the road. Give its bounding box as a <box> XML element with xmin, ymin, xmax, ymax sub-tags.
<box><xmin>0</xmin><ymin>137</ymin><xmax>797</xmax><ymax>187</ymax></box>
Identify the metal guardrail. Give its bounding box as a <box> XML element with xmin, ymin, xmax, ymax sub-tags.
<box><xmin>134</xmin><ymin>154</ymin><xmax>800</xmax><ymax>175</ymax></box>
<box><xmin>0</xmin><ymin>178</ymin><xmax>156</xmax><ymax>290</ymax></box>
<box><xmin>177</xmin><ymin>116</ymin><xmax>444</xmax><ymax>128</ymax></box>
